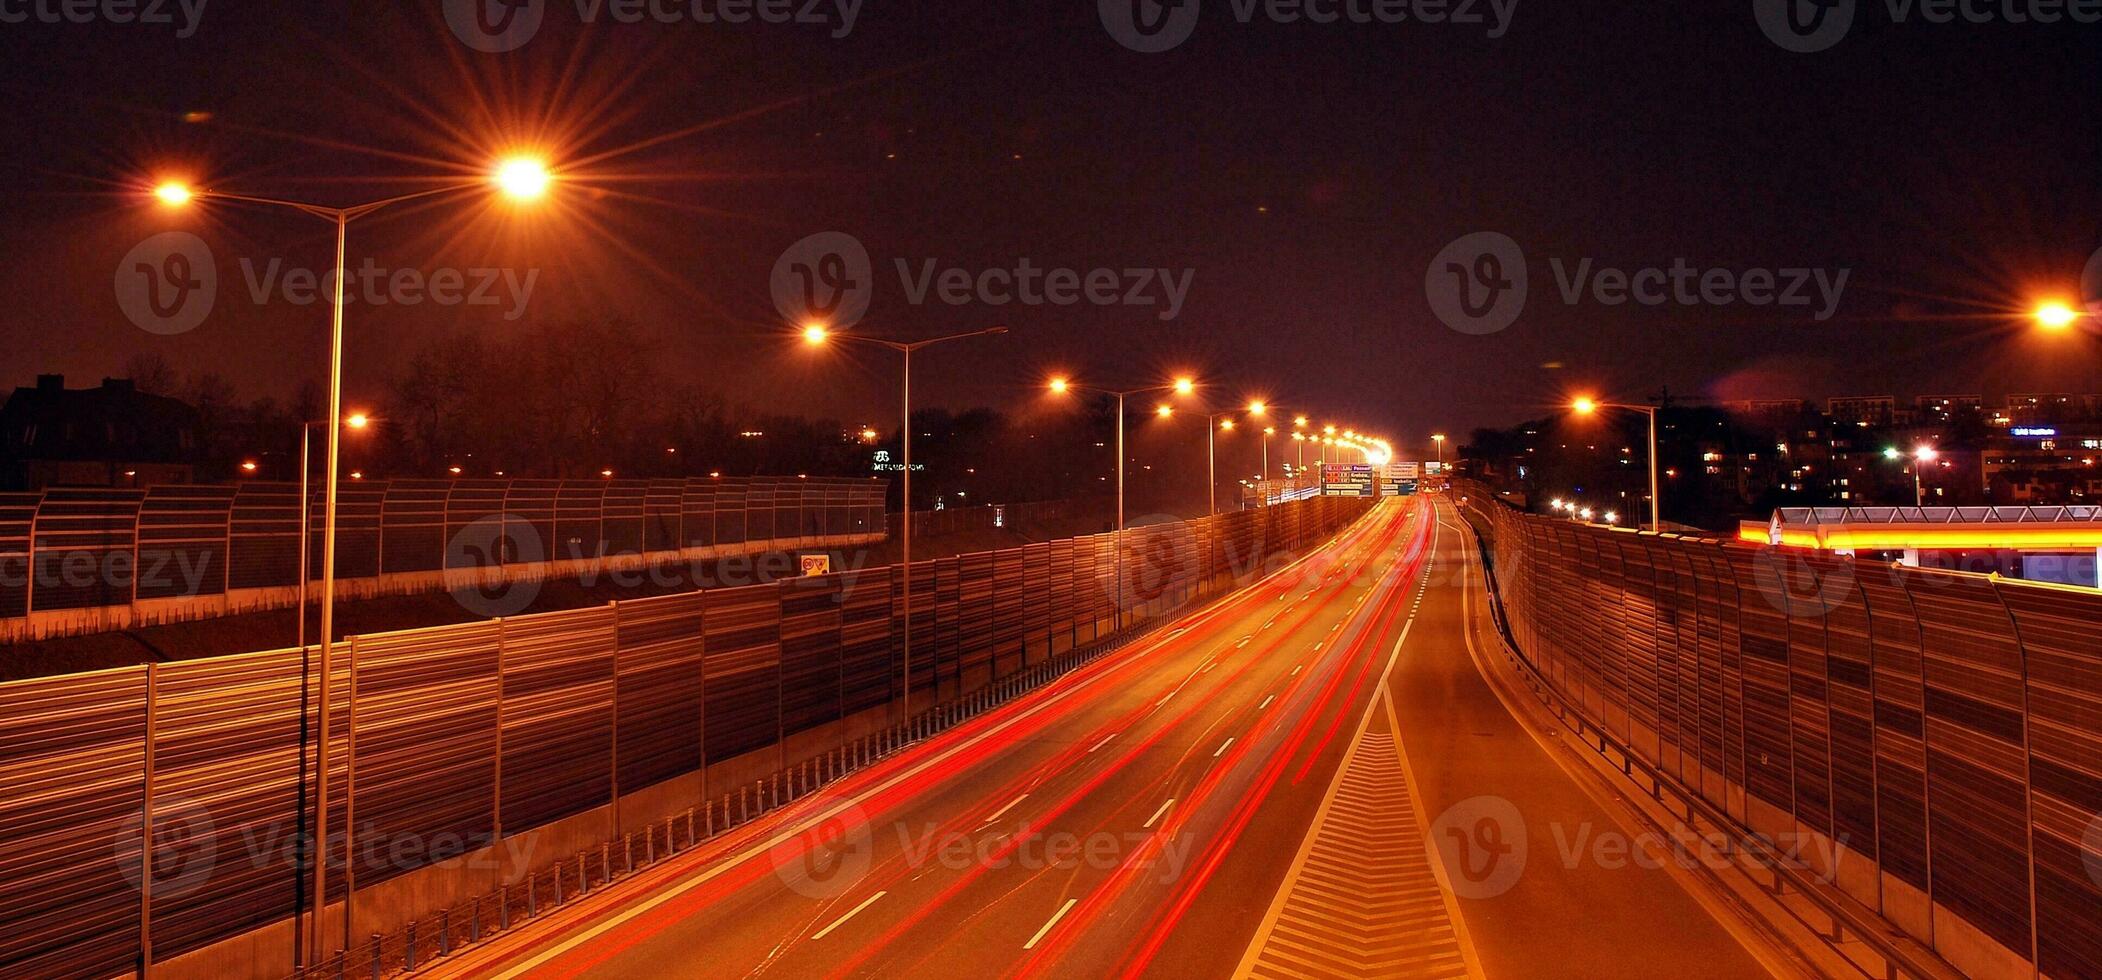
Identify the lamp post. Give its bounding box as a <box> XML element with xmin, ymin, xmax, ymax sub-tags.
<box><xmin>1886</xmin><ymin>445</ymin><xmax>1937</xmax><ymax>506</ymax></box>
<box><xmin>806</xmin><ymin>325</ymin><xmax>1008</xmax><ymax>723</ymax></box>
<box><xmin>1049</xmin><ymin>376</ymin><xmax>1197</xmax><ymax>626</ymax></box>
<box><xmin>298</xmin><ymin>414</ymin><xmax>371</xmax><ymax>655</ymax></box>
<box><xmin>1432</xmin><ymin>433</ymin><xmax>1446</xmax><ymax>468</ymax></box>
<box><xmin>154</xmin><ymin>157</ymin><xmax>553</xmax><ymax>967</ymax></box>
<box><xmin>1572</xmin><ymin>397</ymin><xmax>1662</xmax><ymax>532</ymax></box>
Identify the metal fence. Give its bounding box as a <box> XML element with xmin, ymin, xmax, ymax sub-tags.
<box><xmin>0</xmin><ymin>476</ymin><xmax>887</xmax><ymax>640</ymax></box>
<box><xmin>1462</xmin><ymin>489</ymin><xmax>2102</xmax><ymax>979</ymax></box>
<box><xmin>0</xmin><ymin>493</ymin><xmax>1370</xmax><ymax>978</ymax></box>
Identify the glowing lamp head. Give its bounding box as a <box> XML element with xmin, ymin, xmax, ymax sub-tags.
<box><xmin>1247</xmin><ymin>401</ymin><xmax>1267</xmax><ymax>416</ymax></box>
<box><xmin>1433</xmin><ymin>433</ymin><xmax>1446</xmax><ymax>442</ymax></box>
<box><xmin>801</xmin><ymin>324</ymin><xmax>831</xmax><ymax>345</ymax></box>
<box><xmin>1293</xmin><ymin>416</ymin><xmax>1309</xmax><ymax>428</ymax></box>
<box><xmin>1883</xmin><ymin>447</ymin><xmax>1902</xmax><ymax>460</ymax></box>
<box><xmin>1048</xmin><ymin>377</ymin><xmax>1070</xmax><ymax>394</ymax></box>
<box><xmin>494</xmin><ymin>157</ymin><xmax>552</xmax><ymax>200</ymax></box>
<box><xmin>1173</xmin><ymin>377</ymin><xmax>1195</xmax><ymax>395</ymax></box>
<box><xmin>1914</xmin><ymin>446</ymin><xmax>1939</xmax><ymax>462</ymax></box>
<box><xmin>1572</xmin><ymin>397</ymin><xmax>1599</xmax><ymax>415</ymax></box>
<box><xmin>1264</xmin><ymin>427</ymin><xmax>1275</xmax><ymax>436</ymax></box>
<box><xmin>1220</xmin><ymin>419</ymin><xmax>1236</xmax><ymax>431</ymax></box>
<box><xmin>153</xmin><ymin>182</ymin><xmax>194</xmax><ymax>206</ymax></box>
<box><xmin>1155</xmin><ymin>405</ymin><xmax>1174</xmax><ymax>418</ymax></box>
<box><xmin>345</xmin><ymin>413</ymin><xmax>371</xmax><ymax>430</ymax></box>
<box><xmin>2036</xmin><ymin>302</ymin><xmax>2080</xmax><ymax>331</ymax></box>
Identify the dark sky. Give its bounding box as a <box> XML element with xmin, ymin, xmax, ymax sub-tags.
<box><xmin>0</xmin><ymin>2</ymin><xmax>2097</xmax><ymax>460</ymax></box>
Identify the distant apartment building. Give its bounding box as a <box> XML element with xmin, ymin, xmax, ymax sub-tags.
<box><xmin>2005</xmin><ymin>392</ymin><xmax>2084</xmax><ymax>424</ymax></box>
<box><xmin>1826</xmin><ymin>395</ymin><xmax>1897</xmax><ymax>427</ymax></box>
<box><xmin>0</xmin><ymin>375</ymin><xmax>201</xmax><ymax>489</ymax></box>
<box><xmin>1913</xmin><ymin>394</ymin><xmax>1982</xmax><ymax>422</ymax></box>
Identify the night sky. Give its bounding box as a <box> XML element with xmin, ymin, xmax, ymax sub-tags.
<box><xmin>1</xmin><ymin>2</ymin><xmax>2096</xmax><ymax>459</ymax></box>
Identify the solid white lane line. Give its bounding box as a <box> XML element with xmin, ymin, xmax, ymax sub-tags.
<box><xmin>1144</xmin><ymin>798</ymin><xmax>1176</xmax><ymax>828</ymax></box>
<box><xmin>1202</xmin><ymin>660</ymin><xmax>1217</xmax><ymax>673</ymax></box>
<box><xmin>1259</xmin><ymin>694</ymin><xmax>1275</xmax><ymax>710</ymax></box>
<box><xmin>1214</xmin><ymin>736</ymin><xmax>1236</xmax><ymax>758</ymax></box>
<box><xmin>813</xmin><ymin>891</ymin><xmax>887</xmax><ymax>940</ymax></box>
<box><xmin>1090</xmin><ymin>733</ymin><xmax>1118</xmax><ymax>753</ymax></box>
<box><xmin>1157</xmin><ymin>692</ymin><xmax>1175</xmax><ymax>707</ymax></box>
<box><xmin>983</xmin><ymin>794</ymin><xmax>1028</xmax><ymax>824</ymax></box>
<box><xmin>1024</xmin><ymin>898</ymin><xmax>1080</xmax><ymax>950</ymax></box>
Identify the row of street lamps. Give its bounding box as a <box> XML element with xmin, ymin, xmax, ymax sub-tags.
<box><xmin>152</xmin><ymin>158</ymin><xmax>555</xmax><ymax>967</ymax></box>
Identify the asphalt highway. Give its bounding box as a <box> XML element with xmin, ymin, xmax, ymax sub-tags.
<box><xmin>434</xmin><ymin>497</ymin><xmax>1780</xmax><ymax>979</ymax></box>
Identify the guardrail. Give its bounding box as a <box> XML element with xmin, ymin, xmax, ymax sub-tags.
<box><xmin>0</xmin><ymin>476</ymin><xmax>887</xmax><ymax>642</ymax></box>
<box><xmin>1458</xmin><ymin>485</ymin><xmax>2102</xmax><ymax>979</ymax></box>
<box><xmin>0</xmin><ymin>493</ymin><xmax>1371</xmax><ymax>979</ymax></box>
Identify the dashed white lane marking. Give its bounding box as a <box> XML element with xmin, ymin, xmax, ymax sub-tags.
<box><xmin>1237</xmin><ymin>637</ymin><xmax>1253</xmax><ymax>649</ymax></box>
<box><xmin>812</xmin><ymin>891</ymin><xmax>887</xmax><ymax>941</ymax></box>
<box><xmin>1024</xmin><ymin>898</ymin><xmax>1080</xmax><ymax>950</ymax></box>
<box><xmin>1292</xmin><ymin>664</ymin><xmax>1303</xmax><ymax>676</ymax></box>
<box><xmin>1314</xmin><ymin>642</ymin><xmax>1324</xmax><ymax>651</ymax></box>
<box><xmin>1145</xmin><ymin>798</ymin><xmax>1177</xmax><ymax>829</ymax></box>
<box><xmin>1214</xmin><ymin>736</ymin><xmax>1236</xmax><ymax>758</ymax></box>
<box><xmin>1260</xmin><ymin>694</ymin><xmax>1275</xmax><ymax>710</ymax></box>
<box><xmin>1090</xmin><ymin>733</ymin><xmax>1118</xmax><ymax>753</ymax></box>
<box><xmin>1263</xmin><ymin>619</ymin><xmax>1275</xmax><ymax>630</ymax></box>
<box><xmin>1157</xmin><ymin>692</ymin><xmax>1175</xmax><ymax>707</ymax></box>
<box><xmin>983</xmin><ymin>794</ymin><xmax>1028</xmax><ymax>824</ymax></box>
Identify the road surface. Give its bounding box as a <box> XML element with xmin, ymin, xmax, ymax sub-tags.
<box><xmin>433</xmin><ymin>497</ymin><xmax>1783</xmax><ymax>979</ymax></box>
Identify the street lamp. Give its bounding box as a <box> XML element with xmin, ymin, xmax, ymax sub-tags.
<box><xmin>297</xmin><ymin>413</ymin><xmax>373</xmax><ymax>656</ymax></box>
<box><xmin>2035</xmin><ymin>301</ymin><xmax>2083</xmax><ymax>332</ymax></box>
<box><xmin>1048</xmin><ymin>375</ymin><xmax>1200</xmax><ymax>624</ymax></box>
<box><xmin>155</xmin><ymin>159</ymin><xmax>554</xmax><ymax>965</ymax></box>
<box><xmin>1572</xmin><ymin>396</ymin><xmax>1662</xmax><ymax>532</ymax></box>
<box><xmin>1887</xmin><ymin>445</ymin><xmax>1937</xmax><ymax>505</ymax></box>
<box><xmin>1432</xmin><ymin>433</ymin><xmax>1447</xmax><ymax>467</ymax></box>
<box><xmin>805</xmin><ymin>324</ymin><xmax>1008</xmax><ymax>723</ymax></box>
